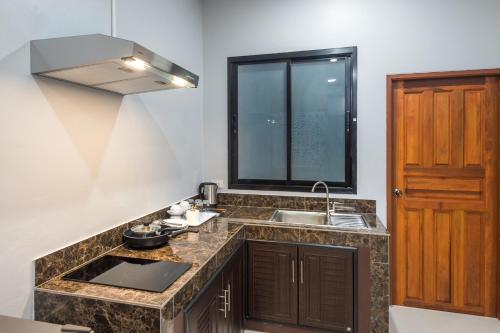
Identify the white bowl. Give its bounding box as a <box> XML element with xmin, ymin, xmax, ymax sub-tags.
<box><xmin>168</xmin><ymin>209</ymin><xmax>185</xmax><ymax>216</ymax></box>
<box><xmin>179</xmin><ymin>201</ymin><xmax>191</xmax><ymax>209</ymax></box>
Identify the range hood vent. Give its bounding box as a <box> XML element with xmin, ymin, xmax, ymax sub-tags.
<box><xmin>31</xmin><ymin>34</ymin><xmax>199</xmax><ymax>95</ymax></box>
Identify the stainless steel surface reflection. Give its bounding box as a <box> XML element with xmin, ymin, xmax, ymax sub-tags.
<box><xmin>270</xmin><ymin>210</ymin><xmax>369</xmax><ymax>229</ymax></box>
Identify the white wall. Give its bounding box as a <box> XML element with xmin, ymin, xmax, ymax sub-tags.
<box><xmin>202</xmin><ymin>0</ymin><xmax>500</xmax><ymax>223</ymax></box>
<box><xmin>0</xmin><ymin>0</ymin><xmax>204</xmax><ymax>318</ymax></box>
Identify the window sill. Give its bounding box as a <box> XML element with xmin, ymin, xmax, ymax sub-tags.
<box><xmin>228</xmin><ymin>183</ymin><xmax>357</xmax><ymax>194</ymax></box>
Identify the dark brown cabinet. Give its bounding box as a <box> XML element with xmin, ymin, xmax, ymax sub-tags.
<box><xmin>220</xmin><ymin>246</ymin><xmax>243</xmax><ymax>333</ymax></box>
<box><xmin>299</xmin><ymin>246</ymin><xmax>354</xmax><ymax>332</ymax></box>
<box><xmin>247</xmin><ymin>241</ymin><xmax>355</xmax><ymax>333</ymax></box>
<box><xmin>185</xmin><ymin>246</ymin><xmax>243</xmax><ymax>333</ymax></box>
<box><xmin>185</xmin><ymin>277</ymin><xmax>219</xmax><ymax>333</ymax></box>
<box><xmin>247</xmin><ymin>242</ymin><xmax>298</xmax><ymax>324</ymax></box>
<box><xmin>186</xmin><ymin>241</ymin><xmax>356</xmax><ymax>333</ymax></box>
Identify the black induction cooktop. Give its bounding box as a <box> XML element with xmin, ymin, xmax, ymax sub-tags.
<box><xmin>63</xmin><ymin>255</ymin><xmax>192</xmax><ymax>293</ymax></box>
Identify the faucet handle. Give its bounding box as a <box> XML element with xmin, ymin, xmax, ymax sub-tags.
<box><xmin>328</xmin><ymin>201</ymin><xmax>336</xmax><ymax>214</ymax></box>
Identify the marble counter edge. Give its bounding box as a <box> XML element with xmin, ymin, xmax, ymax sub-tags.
<box><xmin>35</xmin><ymin>224</ymin><xmax>246</xmax><ymax>311</ymax></box>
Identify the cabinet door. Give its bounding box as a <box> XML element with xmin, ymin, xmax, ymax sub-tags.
<box><xmin>247</xmin><ymin>241</ymin><xmax>298</xmax><ymax>324</ymax></box>
<box><xmin>185</xmin><ymin>277</ymin><xmax>220</xmax><ymax>333</ymax></box>
<box><xmin>220</xmin><ymin>247</ymin><xmax>243</xmax><ymax>333</ymax></box>
<box><xmin>299</xmin><ymin>246</ymin><xmax>354</xmax><ymax>332</ymax></box>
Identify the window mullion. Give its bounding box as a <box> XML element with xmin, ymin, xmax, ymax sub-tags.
<box><xmin>286</xmin><ymin>60</ymin><xmax>292</xmax><ymax>183</ymax></box>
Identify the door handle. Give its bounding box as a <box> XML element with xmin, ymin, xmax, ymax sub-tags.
<box><xmin>300</xmin><ymin>260</ymin><xmax>304</xmax><ymax>284</ymax></box>
<box><xmin>218</xmin><ymin>288</ymin><xmax>229</xmax><ymax>318</ymax></box>
<box><xmin>227</xmin><ymin>282</ymin><xmax>231</xmax><ymax>312</ymax></box>
<box><xmin>291</xmin><ymin>260</ymin><xmax>295</xmax><ymax>283</ymax></box>
<box><xmin>393</xmin><ymin>187</ymin><xmax>404</xmax><ymax>198</ymax></box>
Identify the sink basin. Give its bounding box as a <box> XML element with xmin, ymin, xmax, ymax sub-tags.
<box><xmin>271</xmin><ymin>210</ymin><xmax>327</xmax><ymax>225</ymax></box>
<box><xmin>270</xmin><ymin>210</ymin><xmax>369</xmax><ymax>229</ymax></box>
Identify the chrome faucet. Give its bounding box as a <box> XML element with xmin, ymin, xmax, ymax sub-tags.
<box><xmin>311</xmin><ymin>181</ymin><xmax>334</xmax><ymax>217</ymax></box>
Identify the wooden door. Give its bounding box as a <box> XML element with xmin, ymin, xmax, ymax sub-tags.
<box><xmin>185</xmin><ymin>276</ymin><xmax>220</xmax><ymax>333</ymax></box>
<box><xmin>247</xmin><ymin>241</ymin><xmax>298</xmax><ymax>324</ymax></box>
<box><xmin>391</xmin><ymin>74</ymin><xmax>498</xmax><ymax>316</ymax></box>
<box><xmin>298</xmin><ymin>246</ymin><xmax>354</xmax><ymax>332</ymax></box>
<box><xmin>186</xmin><ymin>246</ymin><xmax>244</xmax><ymax>333</ymax></box>
<box><xmin>220</xmin><ymin>247</ymin><xmax>243</xmax><ymax>333</ymax></box>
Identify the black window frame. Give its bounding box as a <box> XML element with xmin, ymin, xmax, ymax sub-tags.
<box><xmin>228</xmin><ymin>47</ymin><xmax>357</xmax><ymax>193</ymax></box>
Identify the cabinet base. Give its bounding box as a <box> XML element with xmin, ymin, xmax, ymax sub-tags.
<box><xmin>244</xmin><ymin>319</ymin><xmax>334</xmax><ymax>333</ymax></box>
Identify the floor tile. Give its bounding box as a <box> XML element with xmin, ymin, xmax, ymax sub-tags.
<box><xmin>390</xmin><ymin>306</ymin><xmax>500</xmax><ymax>333</ymax></box>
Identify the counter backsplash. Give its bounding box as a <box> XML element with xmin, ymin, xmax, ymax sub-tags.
<box><xmin>35</xmin><ymin>204</ymin><xmax>173</xmax><ymax>285</ymax></box>
<box><xmin>217</xmin><ymin>192</ymin><xmax>376</xmax><ymax>213</ymax></box>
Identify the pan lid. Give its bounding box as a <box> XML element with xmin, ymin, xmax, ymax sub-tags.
<box><xmin>125</xmin><ymin>221</ymin><xmax>184</xmax><ymax>239</ymax></box>
<box><xmin>130</xmin><ymin>222</ymin><xmax>161</xmax><ymax>234</ymax></box>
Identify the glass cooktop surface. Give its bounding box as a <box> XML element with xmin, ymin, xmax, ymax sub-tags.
<box><xmin>63</xmin><ymin>255</ymin><xmax>192</xmax><ymax>293</ymax></box>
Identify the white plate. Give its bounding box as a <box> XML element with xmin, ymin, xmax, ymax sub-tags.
<box><xmin>161</xmin><ymin>219</ymin><xmax>187</xmax><ymax>228</ymax></box>
<box><xmin>187</xmin><ymin>212</ymin><xmax>219</xmax><ymax>226</ymax></box>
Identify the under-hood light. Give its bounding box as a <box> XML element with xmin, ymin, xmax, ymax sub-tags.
<box><xmin>122</xmin><ymin>57</ymin><xmax>149</xmax><ymax>70</ymax></box>
<box><xmin>171</xmin><ymin>76</ymin><xmax>191</xmax><ymax>87</ymax></box>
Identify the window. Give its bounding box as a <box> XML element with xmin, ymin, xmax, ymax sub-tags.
<box><xmin>228</xmin><ymin>47</ymin><xmax>357</xmax><ymax>193</ymax></box>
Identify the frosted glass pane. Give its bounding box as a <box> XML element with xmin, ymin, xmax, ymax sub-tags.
<box><xmin>291</xmin><ymin>59</ymin><xmax>346</xmax><ymax>182</ymax></box>
<box><xmin>238</xmin><ymin>62</ymin><xmax>287</xmax><ymax>180</ymax></box>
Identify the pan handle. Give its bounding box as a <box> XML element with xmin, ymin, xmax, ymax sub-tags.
<box><xmin>157</xmin><ymin>226</ymin><xmax>179</xmax><ymax>235</ymax></box>
<box><xmin>170</xmin><ymin>228</ymin><xmax>199</xmax><ymax>238</ymax></box>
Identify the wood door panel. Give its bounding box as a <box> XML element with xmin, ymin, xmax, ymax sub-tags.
<box><xmin>398</xmin><ymin>208</ymin><xmax>488</xmax><ymax>313</ymax></box>
<box><xmin>433</xmin><ymin>91</ymin><xmax>452</xmax><ymax>165</ymax></box>
<box><xmin>435</xmin><ymin>211</ymin><xmax>452</xmax><ymax>304</ymax></box>
<box><xmin>298</xmin><ymin>246</ymin><xmax>354</xmax><ymax>332</ymax></box>
<box><xmin>402</xmin><ymin>199</ymin><xmax>487</xmax><ymax>212</ymax></box>
<box><xmin>186</xmin><ymin>278</ymin><xmax>220</xmax><ymax>333</ymax></box>
<box><xmin>404</xmin><ymin>167</ymin><xmax>484</xmax><ymax>178</ymax></box>
<box><xmin>247</xmin><ymin>242</ymin><xmax>298</xmax><ymax>325</ymax></box>
<box><xmin>405</xmin><ymin>209</ymin><xmax>424</xmax><ymax>301</ymax></box>
<box><xmin>403</xmin><ymin>76</ymin><xmax>486</xmax><ymax>89</ymax></box>
<box><xmin>220</xmin><ymin>246</ymin><xmax>243</xmax><ymax>333</ymax></box>
<box><xmin>392</xmin><ymin>75</ymin><xmax>498</xmax><ymax>317</ymax></box>
<box><xmin>463</xmin><ymin>90</ymin><xmax>484</xmax><ymax>166</ymax></box>
<box><xmin>404</xmin><ymin>92</ymin><xmax>423</xmax><ymax>166</ymax></box>
<box><xmin>463</xmin><ymin>212</ymin><xmax>483</xmax><ymax>309</ymax></box>
<box><xmin>450</xmin><ymin>89</ymin><xmax>465</xmax><ymax>168</ymax></box>
<box><xmin>405</xmin><ymin>176</ymin><xmax>482</xmax><ymax>201</ymax></box>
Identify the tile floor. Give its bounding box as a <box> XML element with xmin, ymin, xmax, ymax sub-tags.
<box><xmin>390</xmin><ymin>306</ymin><xmax>500</xmax><ymax>333</ymax></box>
<box><xmin>245</xmin><ymin>306</ymin><xmax>500</xmax><ymax>332</ymax></box>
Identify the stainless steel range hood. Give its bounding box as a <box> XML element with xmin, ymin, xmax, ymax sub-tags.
<box><xmin>31</xmin><ymin>34</ymin><xmax>199</xmax><ymax>95</ymax></box>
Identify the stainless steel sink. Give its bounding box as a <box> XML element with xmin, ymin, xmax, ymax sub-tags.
<box><xmin>270</xmin><ymin>210</ymin><xmax>369</xmax><ymax>229</ymax></box>
<box><xmin>329</xmin><ymin>213</ymin><xmax>370</xmax><ymax>229</ymax></box>
<box><xmin>271</xmin><ymin>210</ymin><xmax>327</xmax><ymax>225</ymax></box>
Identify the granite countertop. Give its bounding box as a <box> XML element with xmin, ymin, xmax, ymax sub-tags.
<box><xmin>36</xmin><ymin>219</ymin><xmax>245</xmax><ymax>308</ymax></box>
<box><xmin>35</xmin><ymin>203</ymin><xmax>389</xmax><ymax>332</ymax></box>
<box><xmin>36</xmin><ymin>205</ymin><xmax>387</xmax><ymax>308</ymax></box>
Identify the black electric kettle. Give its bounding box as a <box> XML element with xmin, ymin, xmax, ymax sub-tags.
<box><xmin>198</xmin><ymin>182</ymin><xmax>218</xmax><ymax>207</ymax></box>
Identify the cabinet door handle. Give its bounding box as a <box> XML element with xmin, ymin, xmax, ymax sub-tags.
<box><xmin>291</xmin><ymin>260</ymin><xmax>295</xmax><ymax>283</ymax></box>
<box><xmin>227</xmin><ymin>282</ymin><xmax>231</xmax><ymax>312</ymax></box>
<box><xmin>300</xmin><ymin>260</ymin><xmax>304</xmax><ymax>284</ymax></box>
<box><xmin>218</xmin><ymin>289</ymin><xmax>228</xmax><ymax>318</ymax></box>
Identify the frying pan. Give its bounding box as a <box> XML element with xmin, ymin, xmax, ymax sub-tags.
<box><xmin>123</xmin><ymin>222</ymin><xmax>197</xmax><ymax>249</ymax></box>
